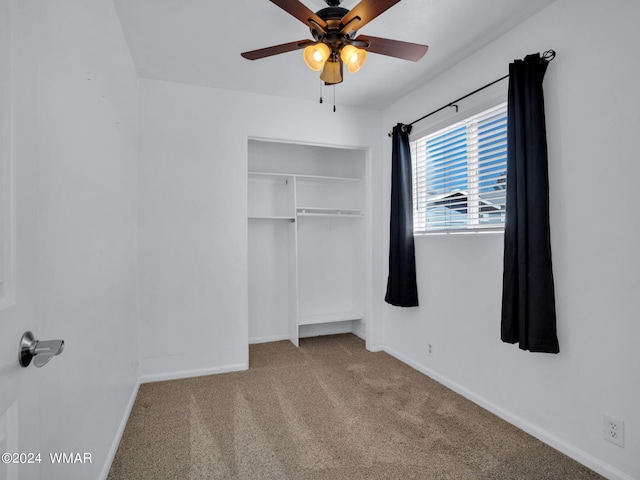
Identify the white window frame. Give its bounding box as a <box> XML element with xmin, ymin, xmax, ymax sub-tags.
<box><xmin>411</xmin><ymin>102</ymin><xmax>508</xmax><ymax>235</ymax></box>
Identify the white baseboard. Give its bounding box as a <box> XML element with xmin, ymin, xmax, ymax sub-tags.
<box><xmin>249</xmin><ymin>334</ymin><xmax>290</xmax><ymax>344</ymax></box>
<box><xmin>299</xmin><ymin>320</ymin><xmax>355</xmax><ymax>339</ymax></box>
<box><xmin>140</xmin><ymin>362</ymin><xmax>248</xmax><ymax>384</ymax></box>
<box><xmin>383</xmin><ymin>346</ymin><xmax>635</xmax><ymax>480</ymax></box>
<box><xmin>366</xmin><ymin>344</ymin><xmax>384</xmax><ymax>353</ymax></box>
<box><xmin>99</xmin><ymin>378</ymin><xmax>140</xmax><ymax>480</ymax></box>
<box><xmin>251</xmin><ymin>322</ymin><xmax>367</xmax><ymax>345</ymax></box>
<box><xmin>351</xmin><ymin>320</ymin><xmax>366</xmax><ymax>341</ymax></box>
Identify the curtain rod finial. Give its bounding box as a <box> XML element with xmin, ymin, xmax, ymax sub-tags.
<box><xmin>542</xmin><ymin>49</ymin><xmax>556</xmax><ymax>62</ymax></box>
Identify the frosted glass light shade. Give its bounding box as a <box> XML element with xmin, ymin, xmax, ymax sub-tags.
<box><xmin>340</xmin><ymin>45</ymin><xmax>367</xmax><ymax>73</ymax></box>
<box><xmin>320</xmin><ymin>60</ymin><xmax>342</xmax><ymax>84</ymax></box>
<box><xmin>303</xmin><ymin>43</ymin><xmax>331</xmax><ymax>71</ymax></box>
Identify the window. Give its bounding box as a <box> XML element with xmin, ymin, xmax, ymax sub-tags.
<box><xmin>411</xmin><ymin>103</ymin><xmax>507</xmax><ymax>233</ymax></box>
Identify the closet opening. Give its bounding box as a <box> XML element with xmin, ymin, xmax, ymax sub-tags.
<box><xmin>247</xmin><ymin>138</ymin><xmax>369</xmax><ymax>348</ymax></box>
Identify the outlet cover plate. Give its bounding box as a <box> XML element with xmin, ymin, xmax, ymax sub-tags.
<box><xmin>603</xmin><ymin>414</ymin><xmax>624</xmax><ymax>447</ymax></box>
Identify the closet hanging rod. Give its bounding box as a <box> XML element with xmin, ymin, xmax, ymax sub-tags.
<box><xmin>388</xmin><ymin>49</ymin><xmax>556</xmax><ymax>137</ymax></box>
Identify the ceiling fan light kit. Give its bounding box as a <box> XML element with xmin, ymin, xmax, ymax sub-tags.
<box><xmin>241</xmin><ymin>0</ymin><xmax>428</xmax><ymax>87</ymax></box>
<box><xmin>340</xmin><ymin>44</ymin><xmax>367</xmax><ymax>73</ymax></box>
<box><xmin>303</xmin><ymin>43</ymin><xmax>331</xmax><ymax>71</ymax></box>
<box><xmin>320</xmin><ymin>58</ymin><xmax>343</xmax><ymax>84</ymax></box>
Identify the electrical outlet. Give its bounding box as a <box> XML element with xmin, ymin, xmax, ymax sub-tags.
<box><xmin>427</xmin><ymin>343</ymin><xmax>433</xmax><ymax>357</ymax></box>
<box><xmin>603</xmin><ymin>414</ymin><xmax>624</xmax><ymax>447</ymax></box>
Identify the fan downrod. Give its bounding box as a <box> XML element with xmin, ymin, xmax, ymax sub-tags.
<box><xmin>325</xmin><ymin>0</ymin><xmax>342</xmax><ymax>6</ymax></box>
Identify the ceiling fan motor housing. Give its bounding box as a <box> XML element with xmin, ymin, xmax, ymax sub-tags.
<box><xmin>316</xmin><ymin>6</ymin><xmax>349</xmax><ymax>19</ymax></box>
<box><xmin>311</xmin><ymin>7</ymin><xmax>355</xmax><ymax>49</ymax></box>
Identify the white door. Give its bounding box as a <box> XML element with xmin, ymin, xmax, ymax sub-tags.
<box><xmin>1</xmin><ymin>1</ymin><xmax>40</xmax><ymax>478</ymax></box>
<box><xmin>0</xmin><ymin>322</ymin><xmax>36</xmax><ymax>480</ymax></box>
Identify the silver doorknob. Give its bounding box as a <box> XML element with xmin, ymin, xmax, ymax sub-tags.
<box><xmin>19</xmin><ymin>331</ymin><xmax>65</xmax><ymax>368</ymax></box>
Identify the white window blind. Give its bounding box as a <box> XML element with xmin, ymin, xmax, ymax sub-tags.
<box><xmin>411</xmin><ymin>102</ymin><xmax>508</xmax><ymax>233</ymax></box>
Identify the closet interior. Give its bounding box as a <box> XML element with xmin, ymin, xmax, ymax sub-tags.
<box><xmin>248</xmin><ymin>139</ymin><xmax>368</xmax><ymax>346</ymax></box>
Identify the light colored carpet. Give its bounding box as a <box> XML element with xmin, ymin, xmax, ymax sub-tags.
<box><xmin>108</xmin><ymin>334</ymin><xmax>602</xmax><ymax>479</ymax></box>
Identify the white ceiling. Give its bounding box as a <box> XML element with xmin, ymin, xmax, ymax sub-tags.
<box><xmin>113</xmin><ymin>0</ymin><xmax>556</xmax><ymax>109</ymax></box>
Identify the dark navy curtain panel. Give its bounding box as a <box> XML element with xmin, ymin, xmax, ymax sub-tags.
<box><xmin>385</xmin><ymin>124</ymin><xmax>419</xmax><ymax>307</ymax></box>
<box><xmin>501</xmin><ymin>52</ymin><xmax>559</xmax><ymax>353</ymax></box>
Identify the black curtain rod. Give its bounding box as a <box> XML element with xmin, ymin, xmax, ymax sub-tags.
<box><xmin>389</xmin><ymin>49</ymin><xmax>556</xmax><ymax>137</ymax></box>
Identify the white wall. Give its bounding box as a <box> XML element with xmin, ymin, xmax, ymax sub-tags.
<box><xmin>380</xmin><ymin>0</ymin><xmax>640</xmax><ymax>479</ymax></box>
<box><xmin>137</xmin><ymin>80</ymin><xmax>383</xmax><ymax>380</ymax></box>
<box><xmin>8</xmin><ymin>0</ymin><xmax>140</xmax><ymax>479</ymax></box>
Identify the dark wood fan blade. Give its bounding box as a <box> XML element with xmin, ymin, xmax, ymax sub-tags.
<box><xmin>340</xmin><ymin>0</ymin><xmax>401</xmax><ymax>33</ymax></box>
<box><xmin>356</xmin><ymin>34</ymin><xmax>428</xmax><ymax>61</ymax></box>
<box><xmin>270</xmin><ymin>0</ymin><xmax>327</xmax><ymax>31</ymax></box>
<box><xmin>241</xmin><ymin>39</ymin><xmax>315</xmax><ymax>60</ymax></box>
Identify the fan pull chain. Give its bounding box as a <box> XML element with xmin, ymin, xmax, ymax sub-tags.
<box><xmin>319</xmin><ymin>81</ymin><xmax>323</xmax><ymax>104</ymax></box>
<box><xmin>333</xmin><ymin>85</ymin><xmax>336</xmax><ymax>113</ymax></box>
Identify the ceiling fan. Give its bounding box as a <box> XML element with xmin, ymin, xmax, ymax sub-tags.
<box><xmin>241</xmin><ymin>0</ymin><xmax>429</xmax><ymax>85</ymax></box>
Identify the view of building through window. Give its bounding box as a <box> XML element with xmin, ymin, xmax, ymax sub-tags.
<box><xmin>411</xmin><ymin>102</ymin><xmax>508</xmax><ymax>233</ymax></box>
